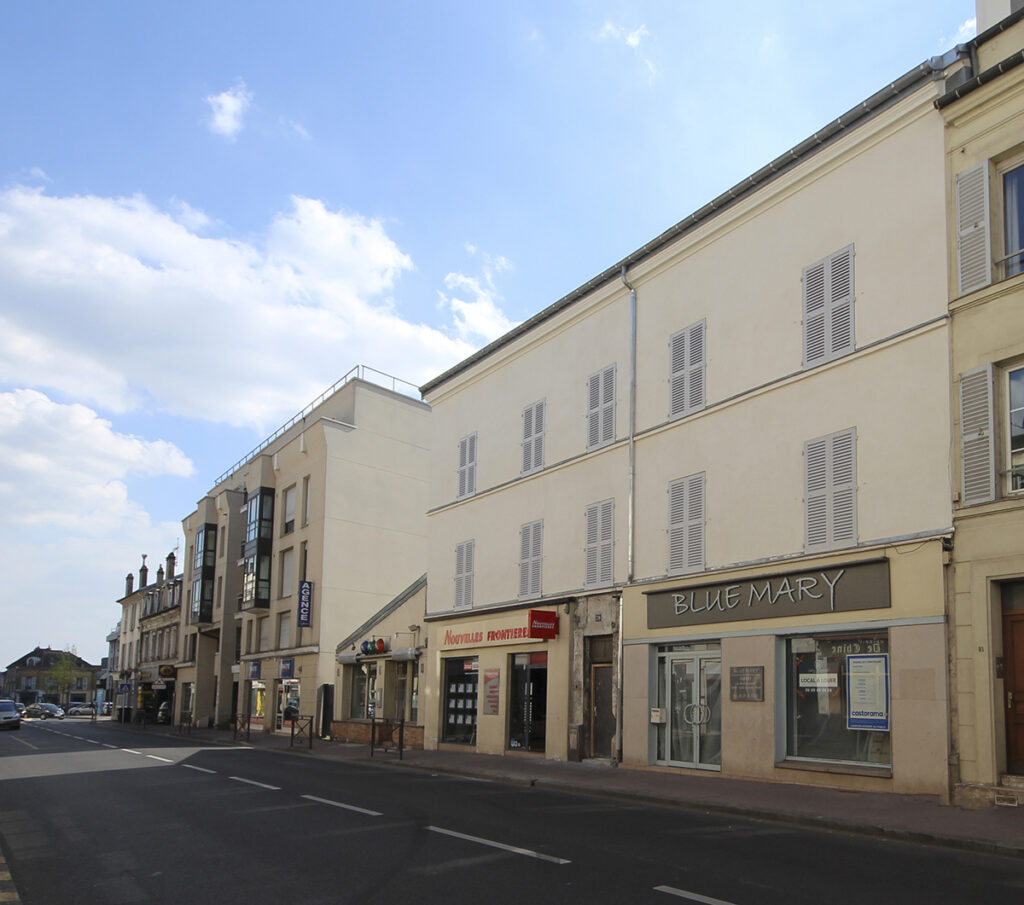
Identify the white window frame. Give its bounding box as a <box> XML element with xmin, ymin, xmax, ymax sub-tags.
<box><xmin>668</xmin><ymin>473</ymin><xmax>705</xmax><ymax>574</ymax></box>
<box><xmin>585</xmin><ymin>499</ymin><xmax>614</xmax><ymax>588</ymax></box>
<box><xmin>457</xmin><ymin>433</ymin><xmax>477</xmax><ymax>499</ymax></box>
<box><xmin>802</xmin><ymin>245</ymin><xmax>855</xmax><ymax>368</ymax></box>
<box><xmin>521</xmin><ymin>400</ymin><xmax>545</xmax><ymax>475</ymax></box>
<box><xmin>454</xmin><ymin>540</ymin><xmax>475</xmax><ymax>609</ymax></box>
<box><xmin>804</xmin><ymin>427</ymin><xmax>858</xmax><ymax>552</ymax></box>
<box><xmin>277</xmin><ymin>612</ymin><xmax>291</xmax><ymax>650</ymax></box>
<box><xmin>669</xmin><ymin>320</ymin><xmax>706</xmax><ymax>418</ymax></box>
<box><xmin>1009</xmin><ymin>364</ymin><xmax>1024</xmax><ymax>494</ymax></box>
<box><xmin>282</xmin><ymin>485</ymin><xmax>296</xmax><ymax>535</ymax></box>
<box><xmin>519</xmin><ymin>520</ymin><xmax>543</xmax><ymax>598</ymax></box>
<box><xmin>587</xmin><ymin>365</ymin><xmax>616</xmax><ymax>450</ymax></box>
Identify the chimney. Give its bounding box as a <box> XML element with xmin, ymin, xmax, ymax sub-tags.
<box><xmin>166</xmin><ymin>551</ymin><xmax>176</xmax><ymax>580</ymax></box>
<box><xmin>156</xmin><ymin>565</ymin><xmax>165</xmax><ymax>584</ymax></box>
<box><xmin>125</xmin><ymin>573</ymin><xmax>134</xmax><ymax>596</ymax></box>
<box><xmin>139</xmin><ymin>554</ymin><xmax>149</xmax><ymax>588</ymax></box>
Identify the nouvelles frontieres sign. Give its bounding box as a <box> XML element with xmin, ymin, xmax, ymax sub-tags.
<box><xmin>441</xmin><ymin>610</ymin><xmax>559</xmax><ymax>648</ymax></box>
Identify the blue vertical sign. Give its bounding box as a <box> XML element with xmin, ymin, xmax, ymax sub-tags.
<box><xmin>249</xmin><ymin>661</ymin><xmax>261</xmax><ymax>680</ymax></box>
<box><xmin>298</xmin><ymin>580</ymin><xmax>313</xmax><ymax>627</ymax></box>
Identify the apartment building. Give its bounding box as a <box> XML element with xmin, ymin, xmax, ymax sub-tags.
<box><xmin>176</xmin><ymin>367</ymin><xmax>430</xmax><ymax>732</ymax></box>
<box><xmin>420</xmin><ymin>39</ymin><xmax>965</xmax><ymax>798</ymax></box>
<box><xmin>938</xmin><ymin>5</ymin><xmax>1024</xmax><ymax>806</ymax></box>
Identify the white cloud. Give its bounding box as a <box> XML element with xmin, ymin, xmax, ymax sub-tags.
<box><xmin>954</xmin><ymin>18</ymin><xmax>977</xmax><ymax>44</ymax></box>
<box><xmin>596</xmin><ymin>22</ymin><xmax>656</xmax><ymax>82</ymax></box>
<box><xmin>439</xmin><ymin>249</ymin><xmax>517</xmax><ymax>344</ymax></box>
<box><xmin>0</xmin><ymin>185</ymin><xmax>495</xmax><ymax>430</ymax></box>
<box><xmin>0</xmin><ymin>389</ymin><xmax>192</xmax><ymax>532</ymax></box>
<box><xmin>206</xmin><ymin>80</ymin><xmax>253</xmax><ymax>139</ymax></box>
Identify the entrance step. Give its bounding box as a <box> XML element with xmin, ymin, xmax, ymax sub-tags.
<box><xmin>999</xmin><ymin>774</ymin><xmax>1024</xmax><ymax>791</ymax></box>
<box><xmin>953</xmin><ymin>781</ymin><xmax>1021</xmax><ymax>808</ymax></box>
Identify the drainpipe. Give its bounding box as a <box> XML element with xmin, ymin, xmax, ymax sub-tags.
<box><xmin>616</xmin><ymin>265</ymin><xmax>638</xmax><ymax>765</ymax></box>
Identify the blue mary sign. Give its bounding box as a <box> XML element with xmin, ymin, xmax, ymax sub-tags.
<box><xmin>249</xmin><ymin>661</ymin><xmax>261</xmax><ymax>680</ymax></box>
<box><xmin>298</xmin><ymin>580</ymin><xmax>313</xmax><ymax>627</ymax></box>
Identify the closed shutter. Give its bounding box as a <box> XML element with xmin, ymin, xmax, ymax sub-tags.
<box><xmin>587</xmin><ymin>366</ymin><xmax>616</xmax><ymax>449</ymax></box>
<box><xmin>668</xmin><ymin>473</ymin><xmax>705</xmax><ymax>573</ymax></box>
<box><xmin>960</xmin><ymin>365</ymin><xmax>995</xmax><ymax>505</ymax></box>
<box><xmin>670</xmin><ymin>321</ymin><xmax>707</xmax><ymax>418</ymax></box>
<box><xmin>458</xmin><ymin>434</ymin><xmax>477</xmax><ymax>498</ymax></box>
<box><xmin>585</xmin><ymin>499</ymin><xmax>614</xmax><ymax>587</ymax></box>
<box><xmin>519</xmin><ymin>520</ymin><xmax>543</xmax><ymax>598</ymax></box>
<box><xmin>803</xmin><ymin>246</ymin><xmax>855</xmax><ymax>366</ymax></box>
<box><xmin>522</xmin><ymin>401</ymin><xmax>545</xmax><ymax>474</ymax></box>
<box><xmin>956</xmin><ymin>162</ymin><xmax>991</xmax><ymax>296</ymax></box>
<box><xmin>455</xmin><ymin>540</ymin><xmax>474</xmax><ymax>608</ymax></box>
<box><xmin>805</xmin><ymin>428</ymin><xmax>858</xmax><ymax>551</ymax></box>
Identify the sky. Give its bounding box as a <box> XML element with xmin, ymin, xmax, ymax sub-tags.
<box><xmin>0</xmin><ymin>1</ymin><xmax>978</xmax><ymax>669</ymax></box>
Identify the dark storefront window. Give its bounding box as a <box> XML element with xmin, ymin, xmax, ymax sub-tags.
<box><xmin>508</xmin><ymin>652</ymin><xmax>547</xmax><ymax>752</ymax></box>
<box><xmin>442</xmin><ymin>657</ymin><xmax>478</xmax><ymax>744</ymax></box>
<box><xmin>786</xmin><ymin>632</ymin><xmax>890</xmax><ymax>766</ymax></box>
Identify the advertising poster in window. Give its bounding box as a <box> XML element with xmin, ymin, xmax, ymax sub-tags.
<box><xmin>846</xmin><ymin>654</ymin><xmax>890</xmax><ymax>731</ymax></box>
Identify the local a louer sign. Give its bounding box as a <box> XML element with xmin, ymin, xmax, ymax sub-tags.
<box><xmin>441</xmin><ymin>609</ymin><xmax>559</xmax><ymax>648</ymax></box>
<box><xmin>646</xmin><ymin>559</ymin><xmax>890</xmax><ymax>629</ymax></box>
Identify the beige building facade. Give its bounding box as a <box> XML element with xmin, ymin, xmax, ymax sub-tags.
<box><xmin>938</xmin><ymin>8</ymin><xmax>1024</xmax><ymax>805</ymax></box>
<box><xmin>421</xmin><ymin>43</ymin><xmax>967</xmax><ymax>797</ymax></box>
<box><xmin>176</xmin><ymin>368</ymin><xmax>430</xmax><ymax>733</ymax></box>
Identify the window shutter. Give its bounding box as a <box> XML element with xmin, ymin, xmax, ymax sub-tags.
<box><xmin>803</xmin><ymin>260</ymin><xmax>827</xmax><ymax>366</ymax></box>
<box><xmin>956</xmin><ymin>162</ymin><xmax>991</xmax><ymax>296</ymax></box>
<box><xmin>530</xmin><ymin>520</ymin><xmax>543</xmax><ymax>595</ymax></box>
<box><xmin>686</xmin><ymin>321</ymin><xmax>706</xmax><ymax>413</ymax></box>
<box><xmin>587</xmin><ymin>366</ymin><xmax>617</xmax><ymax>449</ymax></box>
<box><xmin>519</xmin><ymin>520</ymin><xmax>543</xmax><ymax>597</ymax></box>
<box><xmin>670</xmin><ymin>331</ymin><xmax>687</xmax><ymax>417</ymax></box>
<box><xmin>587</xmin><ymin>373</ymin><xmax>601</xmax><ymax>449</ymax></box>
<box><xmin>585</xmin><ymin>500</ymin><xmax>614</xmax><ymax>587</ymax></box>
<box><xmin>458</xmin><ymin>434</ymin><xmax>477</xmax><ymax>498</ymax></box>
<box><xmin>805</xmin><ymin>428</ymin><xmax>857</xmax><ymax>551</ymax></box>
<box><xmin>668</xmin><ymin>475</ymin><xmax>704</xmax><ymax>573</ymax></box>
<box><xmin>960</xmin><ymin>365</ymin><xmax>995</xmax><ymax>505</ymax></box>
<box><xmin>828</xmin><ymin>247</ymin><xmax>855</xmax><ymax>358</ymax></box>
<box><xmin>522</xmin><ymin>402</ymin><xmax>544</xmax><ymax>473</ymax></box>
<box><xmin>455</xmin><ymin>540</ymin><xmax>474</xmax><ymax>608</ymax></box>
<box><xmin>519</xmin><ymin>523</ymin><xmax>532</xmax><ymax>597</ymax></box>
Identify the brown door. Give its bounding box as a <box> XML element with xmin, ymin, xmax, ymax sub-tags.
<box><xmin>589</xmin><ymin>663</ymin><xmax>615</xmax><ymax>758</ymax></box>
<box><xmin>1005</xmin><ymin>611</ymin><xmax>1024</xmax><ymax>775</ymax></box>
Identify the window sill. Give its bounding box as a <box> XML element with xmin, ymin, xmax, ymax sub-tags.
<box><xmin>775</xmin><ymin>758</ymin><xmax>891</xmax><ymax>779</ymax></box>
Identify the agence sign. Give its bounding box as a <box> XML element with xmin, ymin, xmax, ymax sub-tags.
<box><xmin>646</xmin><ymin>559</ymin><xmax>889</xmax><ymax>629</ymax></box>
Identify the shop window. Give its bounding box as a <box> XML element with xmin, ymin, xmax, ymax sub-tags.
<box><xmin>508</xmin><ymin>652</ymin><xmax>547</xmax><ymax>752</ymax></box>
<box><xmin>442</xmin><ymin>657</ymin><xmax>478</xmax><ymax>744</ymax></box>
<box><xmin>785</xmin><ymin>632</ymin><xmax>890</xmax><ymax>767</ymax></box>
<box><xmin>348</xmin><ymin>661</ymin><xmax>378</xmax><ymax>719</ymax></box>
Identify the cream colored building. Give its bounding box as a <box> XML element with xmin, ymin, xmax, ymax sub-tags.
<box><xmin>176</xmin><ymin>367</ymin><xmax>430</xmax><ymax>732</ymax></box>
<box><xmin>421</xmin><ymin>43</ymin><xmax>966</xmax><ymax>798</ymax></box>
<box><xmin>938</xmin><ymin>6</ymin><xmax>1024</xmax><ymax>806</ymax></box>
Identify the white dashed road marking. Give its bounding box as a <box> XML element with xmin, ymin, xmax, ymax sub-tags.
<box><xmin>301</xmin><ymin>795</ymin><xmax>382</xmax><ymax>816</ymax></box>
<box><xmin>426</xmin><ymin>826</ymin><xmax>570</xmax><ymax>864</ymax></box>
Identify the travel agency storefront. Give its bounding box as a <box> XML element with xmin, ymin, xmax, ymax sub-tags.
<box><xmin>424</xmin><ymin>605</ymin><xmax>568</xmax><ymax>757</ymax></box>
<box><xmin>619</xmin><ymin>545</ymin><xmax>952</xmax><ymax>798</ymax></box>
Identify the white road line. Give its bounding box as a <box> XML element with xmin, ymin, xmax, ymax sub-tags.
<box><xmin>146</xmin><ymin>755</ymin><xmax>173</xmax><ymax>763</ymax></box>
<box><xmin>301</xmin><ymin>795</ymin><xmax>382</xmax><ymax>817</ymax></box>
<box><xmin>182</xmin><ymin>765</ymin><xmax>217</xmax><ymax>774</ymax></box>
<box><xmin>85</xmin><ymin>739</ymin><xmax>100</xmax><ymax>745</ymax></box>
<box><xmin>11</xmin><ymin>736</ymin><xmax>38</xmax><ymax>750</ymax></box>
<box><xmin>426</xmin><ymin>826</ymin><xmax>570</xmax><ymax>865</ymax></box>
<box><xmin>123</xmin><ymin>749</ymin><xmax>142</xmax><ymax>755</ymax></box>
<box><xmin>654</xmin><ymin>886</ymin><xmax>738</xmax><ymax>905</ymax></box>
<box><xmin>229</xmin><ymin>776</ymin><xmax>280</xmax><ymax>791</ymax></box>
<box><xmin>102</xmin><ymin>744</ymin><xmax>118</xmax><ymax>749</ymax></box>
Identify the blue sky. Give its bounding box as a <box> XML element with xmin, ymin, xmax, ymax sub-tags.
<box><xmin>0</xmin><ymin>1</ymin><xmax>977</xmax><ymax>668</ymax></box>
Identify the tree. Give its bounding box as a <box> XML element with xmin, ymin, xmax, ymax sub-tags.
<box><xmin>49</xmin><ymin>648</ymin><xmax>82</xmax><ymax>706</ymax></box>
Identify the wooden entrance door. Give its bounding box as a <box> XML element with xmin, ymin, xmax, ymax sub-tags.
<box><xmin>1005</xmin><ymin>611</ymin><xmax>1024</xmax><ymax>775</ymax></box>
<box><xmin>589</xmin><ymin>663</ymin><xmax>615</xmax><ymax>758</ymax></box>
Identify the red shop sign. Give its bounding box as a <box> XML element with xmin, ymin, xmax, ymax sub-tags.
<box><xmin>527</xmin><ymin>609</ymin><xmax>558</xmax><ymax>639</ymax></box>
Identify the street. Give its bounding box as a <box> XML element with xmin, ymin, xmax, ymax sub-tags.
<box><xmin>1</xmin><ymin>719</ymin><xmax>1023</xmax><ymax>905</ymax></box>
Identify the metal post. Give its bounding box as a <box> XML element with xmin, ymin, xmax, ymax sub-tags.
<box><xmin>369</xmin><ymin>713</ymin><xmax>376</xmax><ymax>757</ymax></box>
<box><xmin>398</xmin><ymin>718</ymin><xmax>404</xmax><ymax>760</ymax></box>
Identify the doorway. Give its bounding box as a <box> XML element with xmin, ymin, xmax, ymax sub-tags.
<box><xmin>509</xmin><ymin>652</ymin><xmax>547</xmax><ymax>752</ymax></box>
<box><xmin>1004</xmin><ymin>609</ymin><xmax>1024</xmax><ymax>775</ymax></box>
<box><xmin>587</xmin><ymin>634</ymin><xmax>615</xmax><ymax>758</ymax></box>
<box><xmin>658</xmin><ymin>649</ymin><xmax>721</xmax><ymax>770</ymax></box>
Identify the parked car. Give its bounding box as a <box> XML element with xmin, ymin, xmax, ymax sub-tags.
<box><xmin>0</xmin><ymin>700</ymin><xmax>21</xmax><ymax>730</ymax></box>
<box><xmin>25</xmin><ymin>703</ymin><xmax>65</xmax><ymax>720</ymax></box>
<box><xmin>14</xmin><ymin>702</ymin><xmax>26</xmax><ymax>716</ymax></box>
<box><xmin>67</xmin><ymin>703</ymin><xmax>96</xmax><ymax>716</ymax></box>
<box><xmin>156</xmin><ymin>701</ymin><xmax>172</xmax><ymax>724</ymax></box>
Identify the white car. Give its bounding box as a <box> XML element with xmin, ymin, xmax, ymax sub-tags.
<box><xmin>0</xmin><ymin>700</ymin><xmax>21</xmax><ymax>730</ymax></box>
<box><xmin>67</xmin><ymin>702</ymin><xmax>96</xmax><ymax>716</ymax></box>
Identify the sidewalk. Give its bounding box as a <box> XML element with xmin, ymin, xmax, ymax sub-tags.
<box><xmin>133</xmin><ymin>721</ymin><xmax>1024</xmax><ymax>859</ymax></box>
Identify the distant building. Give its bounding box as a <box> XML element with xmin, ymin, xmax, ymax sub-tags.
<box><xmin>3</xmin><ymin>647</ymin><xmax>100</xmax><ymax>707</ymax></box>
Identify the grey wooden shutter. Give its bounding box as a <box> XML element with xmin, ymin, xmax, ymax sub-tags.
<box><xmin>803</xmin><ymin>246</ymin><xmax>854</xmax><ymax>366</ymax></box>
<box><xmin>519</xmin><ymin>520</ymin><xmax>543</xmax><ymax>597</ymax></box>
<box><xmin>587</xmin><ymin>373</ymin><xmax>601</xmax><ymax>449</ymax></box>
<box><xmin>668</xmin><ymin>474</ymin><xmax>704</xmax><ymax>573</ymax></box>
<box><xmin>805</xmin><ymin>428</ymin><xmax>857</xmax><ymax>550</ymax></box>
<box><xmin>956</xmin><ymin>162</ymin><xmax>991</xmax><ymax>295</ymax></box>
<box><xmin>670</xmin><ymin>330</ymin><xmax>687</xmax><ymax>417</ymax></box>
<box><xmin>455</xmin><ymin>540</ymin><xmax>474</xmax><ymax>608</ymax></box>
<box><xmin>522</xmin><ymin>401</ymin><xmax>545</xmax><ymax>473</ymax></box>
<box><xmin>585</xmin><ymin>500</ymin><xmax>614</xmax><ymax>587</ymax></box>
<box><xmin>828</xmin><ymin>247</ymin><xmax>855</xmax><ymax>358</ymax></box>
<box><xmin>600</xmin><ymin>366</ymin><xmax>615</xmax><ymax>445</ymax></box>
<box><xmin>686</xmin><ymin>321</ymin><xmax>706</xmax><ymax>412</ymax></box>
<box><xmin>458</xmin><ymin>434</ymin><xmax>477</xmax><ymax>498</ymax></box>
<box><xmin>588</xmin><ymin>366</ymin><xmax>616</xmax><ymax>449</ymax></box>
<box><xmin>960</xmin><ymin>365</ymin><xmax>995</xmax><ymax>505</ymax></box>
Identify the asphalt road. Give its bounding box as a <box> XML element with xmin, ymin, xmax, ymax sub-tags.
<box><xmin>1</xmin><ymin>719</ymin><xmax>1023</xmax><ymax>905</ymax></box>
